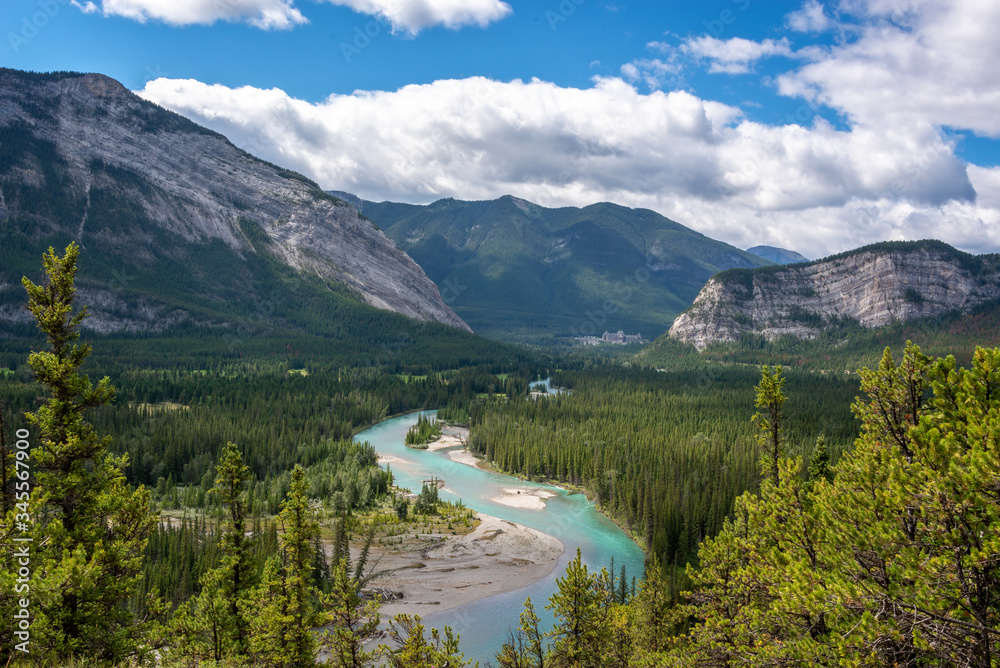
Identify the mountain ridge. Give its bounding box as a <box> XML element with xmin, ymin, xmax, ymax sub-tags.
<box><xmin>746</xmin><ymin>245</ymin><xmax>808</xmax><ymax>265</ymax></box>
<box><xmin>669</xmin><ymin>240</ymin><xmax>1000</xmax><ymax>350</ymax></box>
<box><xmin>0</xmin><ymin>68</ymin><xmax>470</xmax><ymax>337</ymax></box>
<box><xmin>334</xmin><ymin>192</ymin><xmax>772</xmax><ymax>342</ymax></box>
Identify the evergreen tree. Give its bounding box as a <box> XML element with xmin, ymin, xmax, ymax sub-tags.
<box><xmin>497</xmin><ymin>597</ymin><xmax>545</xmax><ymax>668</ymax></box>
<box><xmin>806</xmin><ymin>434</ymin><xmax>831</xmax><ymax>485</ymax></box>
<box><xmin>381</xmin><ymin>614</ymin><xmax>474</xmax><ymax>667</ymax></box>
<box><xmin>630</xmin><ymin>556</ymin><xmax>672</xmax><ymax>657</ymax></box>
<box><xmin>753</xmin><ymin>364</ymin><xmax>786</xmax><ymax>486</ymax></box>
<box><xmin>546</xmin><ymin>548</ymin><xmax>608</xmax><ymax>668</ymax></box>
<box><xmin>8</xmin><ymin>243</ymin><xmax>156</xmax><ymax>661</ymax></box>
<box><xmin>212</xmin><ymin>440</ymin><xmax>254</xmax><ymax>654</ymax></box>
<box><xmin>322</xmin><ymin>558</ymin><xmax>380</xmax><ymax>668</ymax></box>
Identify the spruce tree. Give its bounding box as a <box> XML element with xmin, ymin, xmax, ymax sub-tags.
<box><xmin>546</xmin><ymin>548</ymin><xmax>607</xmax><ymax>668</ymax></box>
<box><xmin>323</xmin><ymin>558</ymin><xmax>380</xmax><ymax>668</ymax></box>
<box><xmin>212</xmin><ymin>440</ymin><xmax>254</xmax><ymax>654</ymax></box>
<box><xmin>752</xmin><ymin>364</ymin><xmax>786</xmax><ymax>487</ymax></box>
<box><xmin>12</xmin><ymin>243</ymin><xmax>156</xmax><ymax>661</ymax></box>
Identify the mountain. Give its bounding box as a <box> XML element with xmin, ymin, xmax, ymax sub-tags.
<box><xmin>0</xmin><ymin>69</ymin><xmax>474</xmax><ymax>359</ymax></box>
<box><xmin>668</xmin><ymin>240</ymin><xmax>1000</xmax><ymax>350</ymax></box>
<box><xmin>337</xmin><ymin>194</ymin><xmax>771</xmax><ymax>342</ymax></box>
<box><xmin>746</xmin><ymin>245</ymin><xmax>808</xmax><ymax>265</ymax></box>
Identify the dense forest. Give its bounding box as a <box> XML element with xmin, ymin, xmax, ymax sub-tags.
<box><xmin>495</xmin><ymin>343</ymin><xmax>1000</xmax><ymax>668</ymax></box>
<box><xmin>466</xmin><ymin>365</ymin><xmax>858</xmax><ymax>592</ymax></box>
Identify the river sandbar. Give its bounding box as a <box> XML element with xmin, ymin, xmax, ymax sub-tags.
<box><xmin>491</xmin><ymin>487</ymin><xmax>557</xmax><ymax>510</ymax></box>
<box><xmin>370</xmin><ymin>512</ymin><xmax>564</xmax><ymax>618</ymax></box>
<box><xmin>425</xmin><ymin>424</ymin><xmax>469</xmax><ymax>451</ymax></box>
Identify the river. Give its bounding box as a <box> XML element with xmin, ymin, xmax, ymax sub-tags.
<box><xmin>354</xmin><ymin>398</ymin><xmax>645</xmax><ymax>665</ymax></box>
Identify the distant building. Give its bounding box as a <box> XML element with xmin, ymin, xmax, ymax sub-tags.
<box><xmin>573</xmin><ymin>330</ymin><xmax>644</xmax><ymax>345</ymax></box>
<box><xmin>602</xmin><ymin>330</ymin><xmax>643</xmax><ymax>344</ymax></box>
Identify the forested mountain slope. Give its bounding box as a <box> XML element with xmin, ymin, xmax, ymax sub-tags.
<box><xmin>337</xmin><ymin>193</ymin><xmax>771</xmax><ymax>342</ymax></box>
<box><xmin>0</xmin><ymin>68</ymin><xmax>472</xmax><ymax>359</ymax></box>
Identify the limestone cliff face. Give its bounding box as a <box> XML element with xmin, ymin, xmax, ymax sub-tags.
<box><xmin>669</xmin><ymin>242</ymin><xmax>1000</xmax><ymax>350</ymax></box>
<box><xmin>0</xmin><ymin>70</ymin><xmax>469</xmax><ymax>332</ymax></box>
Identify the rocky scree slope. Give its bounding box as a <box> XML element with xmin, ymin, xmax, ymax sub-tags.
<box><xmin>0</xmin><ymin>69</ymin><xmax>468</xmax><ymax>333</ymax></box>
<box><xmin>669</xmin><ymin>241</ymin><xmax>1000</xmax><ymax>350</ymax></box>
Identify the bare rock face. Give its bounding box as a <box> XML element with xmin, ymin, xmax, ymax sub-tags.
<box><xmin>669</xmin><ymin>242</ymin><xmax>1000</xmax><ymax>350</ymax></box>
<box><xmin>0</xmin><ymin>69</ymin><xmax>469</xmax><ymax>333</ymax></box>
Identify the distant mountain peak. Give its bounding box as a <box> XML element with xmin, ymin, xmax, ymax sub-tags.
<box><xmin>351</xmin><ymin>194</ymin><xmax>772</xmax><ymax>342</ymax></box>
<box><xmin>746</xmin><ymin>245</ymin><xmax>809</xmax><ymax>265</ymax></box>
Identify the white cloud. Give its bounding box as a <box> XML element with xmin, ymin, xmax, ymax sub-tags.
<box><xmin>682</xmin><ymin>36</ymin><xmax>795</xmax><ymax>74</ymax></box>
<box><xmin>139</xmin><ymin>73</ymin><xmax>997</xmax><ymax>259</ymax></box>
<box><xmin>70</xmin><ymin>0</ymin><xmax>98</xmax><ymax>13</ymax></box>
<box><xmin>778</xmin><ymin>0</ymin><xmax>1000</xmax><ymax>137</ymax></box>
<box><xmin>322</xmin><ymin>0</ymin><xmax>512</xmax><ymax>35</ymax></box>
<box><xmin>620</xmin><ymin>58</ymin><xmax>682</xmax><ymax>89</ymax></box>
<box><xmin>787</xmin><ymin>0</ymin><xmax>830</xmax><ymax>32</ymax></box>
<box><xmin>96</xmin><ymin>0</ymin><xmax>307</xmax><ymax>29</ymax></box>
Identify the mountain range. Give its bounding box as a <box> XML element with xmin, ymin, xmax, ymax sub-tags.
<box><xmin>1</xmin><ymin>67</ymin><xmax>996</xmax><ymax>369</ymax></box>
<box><xmin>745</xmin><ymin>245</ymin><xmax>809</xmax><ymax>265</ymax></box>
<box><xmin>335</xmin><ymin>193</ymin><xmax>771</xmax><ymax>342</ymax></box>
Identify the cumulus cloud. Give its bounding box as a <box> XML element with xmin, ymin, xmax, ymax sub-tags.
<box><xmin>787</xmin><ymin>0</ymin><xmax>830</xmax><ymax>32</ymax></box>
<box><xmin>778</xmin><ymin>0</ymin><xmax>1000</xmax><ymax>136</ymax></box>
<box><xmin>322</xmin><ymin>0</ymin><xmax>512</xmax><ymax>35</ymax></box>
<box><xmin>95</xmin><ymin>0</ymin><xmax>307</xmax><ymax>29</ymax></box>
<box><xmin>139</xmin><ymin>71</ymin><xmax>996</xmax><ymax>259</ymax></box>
<box><xmin>682</xmin><ymin>36</ymin><xmax>795</xmax><ymax>74</ymax></box>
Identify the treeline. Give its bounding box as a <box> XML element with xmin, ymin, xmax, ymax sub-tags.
<box><xmin>467</xmin><ymin>365</ymin><xmax>858</xmax><ymax>582</ymax></box>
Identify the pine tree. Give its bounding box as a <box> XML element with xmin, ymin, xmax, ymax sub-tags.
<box><xmin>546</xmin><ymin>548</ymin><xmax>608</xmax><ymax>668</ymax></box>
<box><xmin>212</xmin><ymin>440</ymin><xmax>254</xmax><ymax>655</ymax></box>
<box><xmin>630</xmin><ymin>556</ymin><xmax>672</xmax><ymax>657</ymax></box>
<box><xmin>752</xmin><ymin>364</ymin><xmax>786</xmax><ymax>486</ymax></box>
<box><xmin>322</xmin><ymin>558</ymin><xmax>380</xmax><ymax>668</ymax></box>
<box><xmin>497</xmin><ymin>597</ymin><xmax>546</xmax><ymax>668</ymax></box>
<box><xmin>11</xmin><ymin>242</ymin><xmax>156</xmax><ymax>661</ymax></box>
<box><xmin>381</xmin><ymin>614</ymin><xmax>474</xmax><ymax>667</ymax></box>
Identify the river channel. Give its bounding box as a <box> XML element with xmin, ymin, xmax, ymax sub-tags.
<box><xmin>354</xmin><ymin>389</ymin><xmax>645</xmax><ymax>664</ymax></box>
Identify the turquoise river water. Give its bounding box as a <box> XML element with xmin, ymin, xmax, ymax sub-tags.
<box><xmin>353</xmin><ymin>397</ymin><xmax>645</xmax><ymax>664</ymax></box>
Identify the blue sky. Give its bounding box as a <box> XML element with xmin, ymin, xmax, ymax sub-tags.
<box><xmin>1</xmin><ymin>0</ymin><xmax>999</xmax><ymax>258</ymax></box>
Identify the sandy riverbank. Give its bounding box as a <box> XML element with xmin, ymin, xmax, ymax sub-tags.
<box><xmin>425</xmin><ymin>424</ymin><xmax>469</xmax><ymax>451</ymax></box>
<box><xmin>370</xmin><ymin>512</ymin><xmax>564</xmax><ymax>617</ymax></box>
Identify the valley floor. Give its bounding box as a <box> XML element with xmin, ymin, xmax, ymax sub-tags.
<box><xmin>370</xmin><ymin>424</ymin><xmax>565</xmax><ymax>617</ymax></box>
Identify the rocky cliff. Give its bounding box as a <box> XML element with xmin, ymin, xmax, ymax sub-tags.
<box><xmin>669</xmin><ymin>241</ymin><xmax>1000</xmax><ymax>350</ymax></box>
<box><xmin>0</xmin><ymin>69</ymin><xmax>469</xmax><ymax>333</ymax></box>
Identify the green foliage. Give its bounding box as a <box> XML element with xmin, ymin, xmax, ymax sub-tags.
<box><xmin>546</xmin><ymin>548</ymin><xmax>612</xmax><ymax>667</ymax></box>
<box><xmin>413</xmin><ymin>480</ymin><xmax>440</xmax><ymax>515</ymax></box>
<box><xmin>380</xmin><ymin>614</ymin><xmax>475</xmax><ymax>667</ymax></box>
<box><xmin>208</xmin><ymin>442</ymin><xmax>254</xmax><ymax>657</ymax></box>
<box><xmin>0</xmin><ymin>243</ymin><xmax>156</xmax><ymax>662</ymax></box>
<box><xmin>321</xmin><ymin>558</ymin><xmax>380</xmax><ymax>668</ymax></box>
<box><xmin>405</xmin><ymin>414</ymin><xmax>442</xmax><ymax>447</ymax></box>
<box><xmin>752</xmin><ymin>365</ymin><xmax>785</xmax><ymax>486</ymax></box>
<box><xmin>651</xmin><ymin>342</ymin><xmax>1000</xmax><ymax>666</ymax></box>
